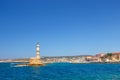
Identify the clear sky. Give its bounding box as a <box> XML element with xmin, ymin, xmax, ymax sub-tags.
<box><xmin>0</xmin><ymin>0</ymin><xmax>120</xmax><ymax>59</ymax></box>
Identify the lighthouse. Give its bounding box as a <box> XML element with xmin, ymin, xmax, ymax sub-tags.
<box><xmin>29</xmin><ymin>43</ymin><xmax>43</xmax><ymax>66</ymax></box>
<box><xmin>36</xmin><ymin>43</ymin><xmax>40</xmax><ymax>59</ymax></box>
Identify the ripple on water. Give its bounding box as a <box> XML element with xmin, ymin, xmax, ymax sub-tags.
<box><xmin>0</xmin><ymin>63</ymin><xmax>120</xmax><ymax>80</ymax></box>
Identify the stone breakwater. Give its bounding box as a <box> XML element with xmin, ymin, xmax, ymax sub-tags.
<box><xmin>29</xmin><ymin>57</ymin><xmax>43</xmax><ymax>66</ymax></box>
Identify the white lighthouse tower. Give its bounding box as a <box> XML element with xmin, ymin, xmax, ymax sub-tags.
<box><xmin>36</xmin><ymin>43</ymin><xmax>40</xmax><ymax>59</ymax></box>
<box><xmin>29</xmin><ymin>43</ymin><xmax>43</xmax><ymax>66</ymax></box>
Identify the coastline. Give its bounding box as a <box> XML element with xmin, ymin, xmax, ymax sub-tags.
<box><xmin>1</xmin><ymin>54</ymin><xmax>120</xmax><ymax>64</ymax></box>
<box><xmin>1</xmin><ymin>60</ymin><xmax>120</xmax><ymax>64</ymax></box>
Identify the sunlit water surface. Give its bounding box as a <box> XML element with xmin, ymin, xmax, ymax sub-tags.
<box><xmin>0</xmin><ymin>63</ymin><xmax>120</xmax><ymax>80</ymax></box>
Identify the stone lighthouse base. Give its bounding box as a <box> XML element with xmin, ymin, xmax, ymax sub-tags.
<box><xmin>29</xmin><ymin>57</ymin><xmax>43</xmax><ymax>66</ymax></box>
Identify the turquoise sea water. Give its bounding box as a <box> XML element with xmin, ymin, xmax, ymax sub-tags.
<box><xmin>0</xmin><ymin>63</ymin><xmax>120</xmax><ymax>80</ymax></box>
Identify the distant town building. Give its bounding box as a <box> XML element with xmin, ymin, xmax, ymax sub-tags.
<box><xmin>100</xmin><ymin>52</ymin><xmax>120</xmax><ymax>62</ymax></box>
<box><xmin>96</xmin><ymin>53</ymin><xmax>105</xmax><ymax>57</ymax></box>
<box><xmin>111</xmin><ymin>52</ymin><xmax>120</xmax><ymax>62</ymax></box>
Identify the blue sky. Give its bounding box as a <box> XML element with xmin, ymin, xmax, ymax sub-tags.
<box><xmin>0</xmin><ymin>0</ymin><xmax>120</xmax><ymax>59</ymax></box>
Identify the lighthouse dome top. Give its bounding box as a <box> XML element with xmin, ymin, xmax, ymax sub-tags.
<box><xmin>36</xmin><ymin>43</ymin><xmax>40</xmax><ymax>47</ymax></box>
